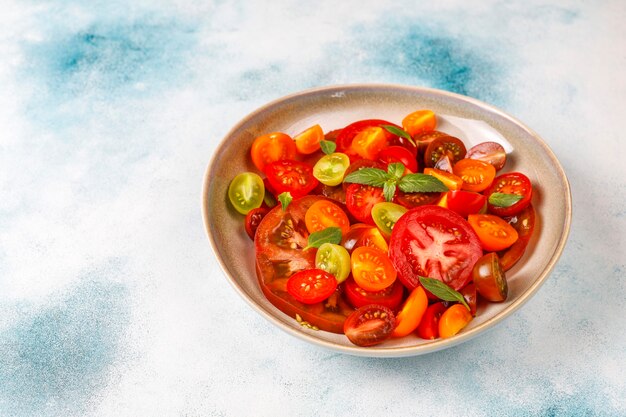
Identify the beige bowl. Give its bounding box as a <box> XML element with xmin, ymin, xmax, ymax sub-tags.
<box><xmin>202</xmin><ymin>84</ymin><xmax>571</xmax><ymax>357</ymax></box>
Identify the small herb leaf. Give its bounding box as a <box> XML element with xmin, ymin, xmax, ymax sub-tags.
<box><xmin>419</xmin><ymin>276</ymin><xmax>470</xmax><ymax>311</ymax></box>
<box><xmin>383</xmin><ymin>182</ymin><xmax>396</xmax><ymax>202</ymax></box>
<box><xmin>488</xmin><ymin>192</ymin><xmax>523</xmax><ymax>207</ymax></box>
<box><xmin>387</xmin><ymin>162</ymin><xmax>405</xmax><ymax>180</ymax></box>
<box><xmin>382</xmin><ymin>125</ymin><xmax>416</xmax><ymax>147</ymax></box>
<box><xmin>398</xmin><ymin>174</ymin><xmax>449</xmax><ymax>193</ymax></box>
<box><xmin>343</xmin><ymin>168</ymin><xmax>391</xmax><ymax>187</ymax></box>
<box><xmin>305</xmin><ymin>227</ymin><xmax>342</xmax><ymax>250</ymax></box>
<box><xmin>320</xmin><ymin>140</ymin><xmax>336</xmax><ymax>155</ymax></box>
<box><xmin>278</xmin><ymin>192</ymin><xmax>292</xmax><ymax>212</ymax></box>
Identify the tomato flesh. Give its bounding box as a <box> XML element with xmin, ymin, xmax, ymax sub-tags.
<box><xmin>344</xmin><ymin>278</ymin><xmax>404</xmax><ymax>311</ymax></box>
<box><xmin>452</xmin><ymin>158</ymin><xmax>496</xmax><ymax>193</ymax></box>
<box><xmin>304</xmin><ymin>200</ymin><xmax>350</xmax><ymax>235</ymax></box>
<box><xmin>391</xmin><ymin>286</ymin><xmax>428</xmax><ymax>337</ymax></box>
<box><xmin>251</xmin><ymin>132</ymin><xmax>297</xmax><ymax>172</ymax></box>
<box><xmin>313</xmin><ymin>153</ymin><xmax>350</xmax><ymax>186</ymax></box>
<box><xmin>402</xmin><ymin>110</ymin><xmax>437</xmax><ymax>137</ymax></box>
<box><xmin>485</xmin><ymin>172</ymin><xmax>532</xmax><ymax>217</ymax></box>
<box><xmin>371</xmin><ymin>202</ymin><xmax>408</xmax><ymax>238</ymax></box>
<box><xmin>264</xmin><ymin>159</ymin><xmax>319</xmax><ymax>198</ymax></box>
<box><xmin>468</xmin><ymin>214</ymin><xmax>519</xmax><ymax>252</ymax></box>
<box><xmin>345</xmin><ymin>183</ymin><xmax>385</xmax><ymax>225</ymax></box>
<box><xmin>344</xmin><ymin>305</ymin><xmax>396</xmax><ymax>347</ymax></box>
<box><xmin>341</xmin><ymin>223</ymin><xmax>389</xmax><ymax>253</ymax></box>
<box><xmin>439</xmin><ymin>304</ymin><xmax>473</xmax><ymax>338</ymax></box>
<box><xmin>294</xmin><ymin>124</ymin><xmax>324</xmax><ymax>155</ymax></box>
<box><xmin>466</xmin><ymin>141</ymin><xmax>507</xmax><ymax>171</ymax></box>
<box><xmin>424</xmin><ymin>136</ymin><xmax>467</xmax><ymax>168</ymax></box>
<box><xmin>351</xmin><ymin>246</ymin><xmax>397</xmax><ymax>292</ymax></box>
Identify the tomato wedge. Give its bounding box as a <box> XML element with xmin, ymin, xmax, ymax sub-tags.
<box><xmin>251</xmin><ymin>132</ymin><xmax>297</xmax><ymax>172</ymax></box>
<box><xmin>391</xmin><ymin>286</ymin><xmax>428</xmax><ymax>337</ymax></box>
<box><xmin>304</xmin><ymin>200</ymin><xmax>350</xmax><ymax>234</ymax></box>
<box><xmin>452</xmin><ymin>159</ymin><xmax>496</xmax><ymax>192</ymax></box>
<box><xmin>344</xmin><ymin>305</ymin><xmax>396</xmax><ymax>347</ymax></box>
<box><xmin>351</xmin><ymin>126</ymin><xmax>388</xmax><ymax>160</ymax></box>
<box><xmin>499</xmin><ymin>205</ymin><xmax>535</xmax><ymax>271</ymax></box>
<box><xmin>264</xmin><ymin>159</ymin><xmax>319</xmax><ymax>198</ymax></box>
<box><xmin>336</xmin><ymin>119</ymin><xmax>398</xmax><ymax>160</ymax></box>
<box><xmin>341</xmin><ymin>223</ymin><xmax>389</xmax><ymax>253</ymax></box>
<box><xmin>423</xmin><ymin>168</ymin><xmax>464</xmax><ymax>191</ymax></box>
<box><xmin>286</xmin><ymin>269</ymin><xmax>338</xmax><ymax>304</ymax></box>
<box><xmin>446</xmin><ymin>190</ymin><xmax>487</xmax><ymax>218</ymax></box>
<box><xmin>468</xmin><ymin>214</ymin><xmax>519</xmax><ymax>252</ymax></box>
<box><xmin>345</xmin><ymin>183</ymin><xmax>385</xmax><ymax>225</ymax></box>
<box><xmin>484</xmin><ymin>172</ymin><xmax>533</xmax><ymax>217</ymax></box>
<box><xmin>401</xmin><ymin>110</ymin><xmax>436</xmax><ymax>137</ymax></box>
<box><xmin>389</xmin><ymin>206</ymin><xmax>483</xmax><ymax>291</ymax></box>
<box><xmin>351</xmin><ymin>246</ymin><xmax>397</xmax><ymax>292</ymax></box>
<box><xmin>294</xmin><ymin>124</ymin><xmax>324</xmax><ymax>155</ymax></box>
<box><xmin>416</xmin><ymin>302</ymin><xmax>447</xmax><ymax>340</ymax></box>
<box><xmin>344</xmin><ymin>278</ymin><xmax>404</xmax><ymax>311</ymax></box>
<box><xmin>439</xmin><ymin>304</ymin><xmax>473</xmax><ymax>339</ymax></box>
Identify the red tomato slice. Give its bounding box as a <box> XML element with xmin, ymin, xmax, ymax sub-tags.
<box><xmin>345</xmin><ymin>183</ymin><xmax>385</xmax><ymax>225</ymax></box>
<box><xmin>264</xmin><ymin>159</ymin><xmax>319</xmax><ymax>198</ymax></box>
<box><xmin>389</xmin><ymin>206</ymin><xmax>483</xmax><ymax>291</ymax></box>
<box><xmin>287</xmin><ymin>269</ymin><xmax>338</xmax><ymax>304</ymax></box>
<box><xmin>416</xmin><ymin>302</ymin><xmax>447</xmax><ymax>339</ymax></box>
<box><xmin>378</xmin><ymin>145</ymin><xmax>418</xmax><ymax>173</ymax></box>
<box><xmin>484</xmin><ymin>172</ymin><xmax>533</xmax><ymax>217</ymax></box>
<box><xmin>344</xmin><ymin>277</ymin><xmax>404</xmax><ymax>311</ymax></box>
<box><xmin>255</xmin><ymin>195</ymin><xmax>354</xmax><ymax>333</ymax></box>
<box><xmin>335</xmin><ymin>119</ymin><xmax>398</xmax><ymax>160</ymax></box>
<box><xmin>251</xmin><ymin>132</ymin><xmax>297</xmax><ymax>172</ymax></box>
<box><xmin>343</xmin><ymin>305</ymin><xmax>396</xmax><ymax>347</ymax></box>
<box><xmin>446</xmin><ymin>190</ymin><xmax>487</xmax><ymax>218</ymax></box>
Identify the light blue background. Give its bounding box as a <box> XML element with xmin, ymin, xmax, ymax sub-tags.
<box><xmin>1</xmin><ymin>1</ymin><xmax>624</xmax><ymax>416</ymax></box>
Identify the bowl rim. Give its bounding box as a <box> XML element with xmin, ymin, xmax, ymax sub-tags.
<box><xmin>202</xmin><ymin>83</ymin><xmax>572</xmax><ymax>357</ymax></box>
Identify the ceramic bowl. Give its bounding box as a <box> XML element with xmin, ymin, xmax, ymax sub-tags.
<box><xmin>202</xmin><ymin>84</ymin><xmax>571</xmax><ymax>357</ymax></box>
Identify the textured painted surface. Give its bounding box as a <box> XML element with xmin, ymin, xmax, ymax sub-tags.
<box><xmin>0</xmin><ymin>0</ymin><xmax>624</xmax><ymax>416</ymax></box>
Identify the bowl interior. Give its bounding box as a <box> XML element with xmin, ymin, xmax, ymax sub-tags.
<box><xmin>203</xmin><ymin>85</ymin><xmax>571</xmax><ymax>357</ymax></box>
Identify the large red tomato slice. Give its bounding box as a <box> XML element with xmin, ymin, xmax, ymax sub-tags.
<box><xmin>389</xmin><ymin>205</ymin><xmax>483</xmax><ymax>291</ymax></box>
<box><xmin>255</xmin><ymin>195</ymin><xmax>354</xmax><ymax>333</ymax></box>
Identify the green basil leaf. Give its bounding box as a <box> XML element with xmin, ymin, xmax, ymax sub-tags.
<box><xmin>319</xmin><ymin>140</ymin><xmax>336</xmax><ymax>155</ymax></box>
<box><xmin>387</xmin><ymin>162</ymin><xmax>405</xmax><ymax>180</ymax></box>
<box><xmin>398</xmin><ymin>174</ymin><xmax>448</xmax><ymax>193</ymax></box>
<box><xmin>381</xmin><ymin>125</ymin><xmax>416</xmax><ymax>147</ymax></box>
<box><xmin>419</xmin><ymin>276</ymin><xmax>470</xmax><ymax>311</ymax></box>
<box><xmin>383</xmin><ymin>182</ymin><xmax>396</xmax><ymax>202</ymax></box>
<box><xmin>305</xmin><ymin>227</ymin><xmax>342</xmax><ymax>250</ymax></box>
<box><xmin>343</xmin><ymin>167</ymin><xmax>391</xmax><ymax>187</ymax></box>
<box><xmin>278</xmin><ymin>192</ymin><xmax>292</xmax><ymax>212</ymax></box>
<box><xmin>488</xmin><ymin>192</ymin><xmax>523</xmax><ymax>207</ymax></box>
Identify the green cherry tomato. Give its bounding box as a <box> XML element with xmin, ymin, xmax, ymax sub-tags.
<box><xmin>313</xmin><ymin>153</ymin><xmax>350</xmax><ymax>186</ymax></box>
<box><xmin>371</xmin><ymin>202</ymin><xmax>408</xmax><ymax>237</ymax></box>
<box><xmin>228</xmin><ymin>172</ymin><xmax>265</xmax><ymax>215</ymax></box>
<box><xmin>315</xmin><ymin>243</ymin><xmax>351</xmax><ymax>283</ymax></box>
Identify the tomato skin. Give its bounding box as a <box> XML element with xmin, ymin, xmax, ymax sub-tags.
<box><xmin>424</xmin><ymin>136</ymin><xmax>467</xmax><ymax>168</ymax></box>
<box><xmin>343</xmin><ymin>304</ymin><xmax>396</xmax><ymax>347</ymax></box>
<box><xmin>402</xmin><ymin>110</ymin><xmax>437</xmax><ymax>137</ymax></box>
<box><xmin>391</xmin><ymin>286</ymin><xmax>428</xmax><ymax>337</ymax></box>
<box><xmin>294</xmin><ymin>124</ymin><xmax>324</xmax><ymax>155</ymax></box>
<box><xmin>460</xmin><ymin>283</ymin><xmax>478</xmax><ymax>316</ymax></box>
<box><xmin>499</xmin><ymin>205</ymin><xmax>535</xmax><ymax>271</ymax></box>
<box><xmin>351</xmin><ymin>246</ymin><xmax>397</xmax><ymax>292</ymax></box>
<box><xmin>485</xmin><ymin>172</ymin><xmax>533</xmax><ymax>217</ymax></box>
<box><xmin>244</xmin><ymin>207</ymin><xmax>269</xmax><ymax>240</ymax></box>
<box><xmin>453</xmin><ymin>158</ymin><xmax>496</xmax><ymax>192</ymax></box>
<box><xmin>304</xmin><ymin>200</ymin><xmax>350</xmax><ymax>235</ymax></box>
<box><xmin>468</xmin><ymin>214</ymin><xmax>519</xmax><ymax>252</ymax></box>
<box><xmin>439</xmin><ymin>304</ymin><xmax>473</xmax><ymax>339</ymax></box>
<box><xmin>287</xmin><ymin>269</ymin><xmax>338</xmax><ymax>304</ymax></box>
<box><xmin>344</xmin><ymin>278</ymin><xmax>404</xmax><ymax>311</ymax></box>
<box><xmin>345</xmin><ymin>183</ymin><xmax>385</xmax><ymax>225</ymax></box>
<box><xmin>466</xmin><ymin>141</ymin><xmax>507</xmax><ymax>171</ymax></box>
<box><xmin>389</xmin><ymin>205</ymin><xmax>483</xmax><ymax>291</ymax></box>
<box><xmin>446</xmin><ymin>190</ymin><xmax>487</xmax><ymax>218</ymax></box>
<box><xmin>251</xmin><ymin>132</ymin><xmax>297</xmax><ymax>172</ymax></box>
<box><xmin>264</xmin><ymin>159</ymin><xmax>319</xmax><ymax>198</ymax></box>
<box><xmin>378</xmin><ymin>146</ymin><xmax>418</xmax><ymax>173</ymax></box>
<box><xmin>341</xmin><ymin>223</ymin><xmax>389</xmax><ymax>253</ymax></box>
<box><xmin>472</xmin><ymin>252</ymin><xmax>507</xmax><ymax>302</ymax></box>
<box><xmin>416</xmin><ymin>302</ymin><xmax>447</xmax><ymax>340</ymax></box>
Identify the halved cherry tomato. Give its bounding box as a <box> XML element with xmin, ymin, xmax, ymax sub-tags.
<box><xmin>424</xmin><ymin>168</ymin><xmax>464</xmax><ymax>191</ymax></box>
<box><xmin>499</xmin><ymin>205</ymin><xmax>535</xmax><ymax>271</ymax></box>
<box><xmin>472</xmin><ymin>252</ymin><xmax>507</xmax><ymax>302</ymax></box>
<box><xmin>264</xmin><ymin>159</ymin><xmax>319</xmax><ymax>198</ymax></box>
<box><xmin>341</xmin><ymin>223</ymin><xmax>389</xmax><ymax>253</ymax></box>
<box><xmin>228</xmin><ymin>172</ymin><xmax>265</xmax><ymax>214</ymax></box>
<box><xmin>313</xmin><ymin>153</ymin><xmax>350</xmax><ymax>186</ymax></box>
<box><xmin>244</xmin><ymin>207</ymin><xmax>269</xmax><ymax>240</ymax></box>
<box><xmin>345</xmin><ymin>183</ymin><xmax>385</xmax><ymax>225</ymax></box>
<box><xmin>466</xmin><ymin>141</ymin><xmax>507</xmax><ymax>171</ymax></box>
<box><xmin>344</xmin><ymin>304</ymin><xmax>396</xmax><ymax>347</ymax></box>
<box><xmin>336</xmin><ymin>119</ymin><xmax>398</xmax><ymax>160</ymax></box>
<box><xmin>294</xmin><ymin>124</ymin><xmax>324</xmax><ymax>155</ymax></box>
<box><xmin>391</xmin><ymin>286</ymin><xmax>428</xmax><ymax>337</ymax></box>
<box><xmin>351</xmin><ymin>246</ymin><xmax>397</xmax><ymax>292</ymax></box>
<box><xmin>484</xmin><ymin>172</ymin><xmax>533</xmax><ymax>217</ymax></box>
<box><xmin>414</xmin><ymin>131</ymin><xmax>450</xmax><ymax>155</ymax></box>
<box><xmin>378</xmin><ymin>146</ymin><xmax>418</xmax><ymax>173</ymax></box>
<box><xmin>371</xmin><ymin>202</ymin><xmax>408</xmax><ymax>238</ymax></box>
<box><xmin>344</xmin><ymin>278</ymin><xmax>404</xmax><ymax>311</ymax></box>
<box><xmin>389</xmin><ymin>206</ymin><xmax>483</xmax><ymax>291</ymax></box>
<box><xmin>402</xmin><ymin>110</ymin><xmax>436</xmax><ymax>137</ymax></box>
<box><xmin>416</xmin><ymin>302</ymin><xmax>446</xmax><ymax>339</ymax></box>
<box><xmin>439</xmin><ymin>304</ymin><xmax>473</xmax><ymax>338</ymax></box>
<box><xmin>251</xmin><ymin>132</ymin><xmax>297</xmax><ymax>172</ymax></box>
<box><xmin>315</xmin><ymin>243</ymin><xmax>351</xmax><ymax>283</ymax></box>
<box><xmin>468</xmin><ymin>214</ymin><xmax>519</xmax><ymax>252</ymax></box>
<box><xmin>394</xmin><ymin>190</ymin><xmax>441</xmax><ymax>209</ymax></box>
<box><xmin>424</xmin><ymin>136</ymin><xmax>466</xmax><ymax>168</ymax></box>
<box><xmin>304</xmin><ymin>200</ymin><xmax>350</xmax><ymax>234</ymax></box>
<box><xmin>453</xmin><ymin>158</ymin><xmax>496</xmax><ymax>192</ymax></box>
<box><xmin>286</xmin><ymin>269</ymin><xmax>337</xmax><ymax>304</ymax></box>
<box><xmin>351</xmin><ymin>126</ymin><xmax>388</xmax><ymax>160</ymax></box>
<box><xmin>446</xmin><ymin>190</ymin><xmax>487</xmax><ymax>218</ymax></box>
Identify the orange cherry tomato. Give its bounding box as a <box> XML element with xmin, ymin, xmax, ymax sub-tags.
<box><xmin>416</xmin><ymin>302</ymin><xmax>446</xmax><ymax>340</ymax></box>
<box><xmin>439</xmin><ymin>304</ymin><xmax>473</xmax><ymax>338</ymax></box>
<box><xmin>304</xmin><ymin>200</ymin><xmax>350</xmax><ymax>235</ymax></box>
<box><xmin>351</xmin><ymin>246</ymin><xmax>397</xmax><ymax>292</ymax></box>
<box><xmin>452</xmin><ymin>158</ymin><xmax>496</xmax><ymax>192</ymax></box>
<box><xmin>402</xmin><ymin>110</ymin><xmax>437</xmax><ymax>137</ymax></box>
<box><xmin>351</xmin><ymin>126</ymin><xmax>388</xmax><ymax>160</ymax></box>
<box><xmin>251</xmin><ymin>132</ymin><xmax>297</xmax><ymax>172</ymax></box>
<box><xmin>391</xmin><ymin>286</ymin><xmax>428</xmax><ymax>337</ymax></box>
<box><xmin>294</xmin><ymin>124</ymin><xmax>324</xmax><ymax>155</ymax></box>
<box><xmin>424</xmin><ymin>168</ymin><xmax>464</xmax><ymax>191</ymax></box>
<box><xmin>468</xmin><ymin>214</ymin><xmax>519</xmax><ymax>252</ymax></box>
<box><xmin>341</xmin><ymin>223</ymin><xmax>389</xmax><ymax>253</ymax></box>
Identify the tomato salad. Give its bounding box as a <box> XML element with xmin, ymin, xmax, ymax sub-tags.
<box><xmin>227</xmin><ymin>111</ymin><xmax>536</xmax><ymax>347</ymax></box>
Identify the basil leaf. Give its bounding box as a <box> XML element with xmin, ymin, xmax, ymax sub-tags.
<box><xmin>387</xmin><ymin>162</ymin><xmax>405</xmax><ymax>180</ymax></box>
<box><xmin>343</xmin><ymin>167</ymin><xmax>391</xmax><ymax>187</ymax></box>
<box><xmin>398</xmin><ymin>174</ymin><xmax>448</xmax><ymax>193</ymax></box>
<box><xmin>383</xmin><ymin>182</ymin><xmax>396</xmax><ymax>202</ymax></box>
<box><xmin>320</xmin><ymin>140</ymin><xmax>336</xmax><ymax>155</ymax></box>
<box><xmin>278</xmin><ymin>192</ymin><xmax>292</xmax><ymax>212</ymax></box>
<box><xmin>382</xmin><ymin>125</ymin><xmax>416</xmax><ymax>147</ymax></box>
<box><xmin>419</xmin><ymin>276</ymin><xmax>470</xmax><ymax>311</ymax></box>
<box><xmin>488</xmin><ymin>192</ymin><xmax>523</xmax><ymax>207</ymax></box>
<box><xmin>305</xmin><ymin>227</ymin><xmax>342</xmax><ymax>250</ymax></box>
